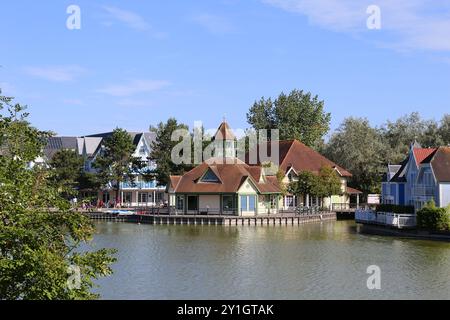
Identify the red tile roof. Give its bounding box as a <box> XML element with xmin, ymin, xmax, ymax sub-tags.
<box><xmin>246</xmin><ymin>140</ymin><xmax>352</xmax><ymax>177</ymax></box>
<box><xmin>169</xmin><ymin>175</ymin><xmax>182</xmax><ymax>190</ymax></box>
<box><xmin>213</xmin><ymin>121</ymin><xmax>236</xmax><ymax>140</ymax></box>
<box><xmin>173</xmin><ymin>157</ymin><xmax>281</xmax><ymax>194</ymax></box>
<box><xmin>430</xmin><ymin>147</ymin><xmax>450</xmax><ymax>182</ymax></box>
<box><xmin>413</xmin><ymin>148</ymin><xmax>438</xmax><ymax>165</ymax></box>
<box><xmin>346</xmin><ymin>186</ymin><xmax>363</xmax><ymax>194</ymax></box>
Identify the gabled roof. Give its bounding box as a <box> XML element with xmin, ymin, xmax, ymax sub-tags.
<box><xmin>143</xmin><ymin>132</ymin><xmax>156</xmax><ymax>146</ymax></box>
<box><xmin>390</xmin><ymin>157</ymin><xmax>408</xmax><ymax>183</ymax></box>
<box><xmin>213</xmin><ymin>121</ymin><xmax>236</xmax><ymax>141</ymax></box>
<box><xmin>86</xmin><ymin>131</ymin><xmax>144</xmax><ymax>147</ymax></box>
<box><xmin>82</xmin><ymin>137</ymin><xmax>103</xmax><ymax>157</ymax></box>
<box><xmin>173</xmin><ymin>157</ymin><xmax>281</xmax><ymax>194</ymax></box>
<box><xmin>43</xmin><ymin>137</ymin><xmax>79</xmax><ymax>160</ymax></box>
<box><xmin>389</xmin><ymin>146</ymin><xmax>444</xmax><ymax>183</ymax></box>
<box><xmin>169</xmin><ymin>175</ymin><xmax>182</xmax><ymax>190</ymax></box>
<box><xmin>413</xmin><ymin>148</ymin><xmax>438</xmax><ymax>165</ymax></box>
<box><xmin>246</xmin><ymin>140</ymin><xmax>352</xmax><ymax>177</ymax></box>
<box><xmin>346</xmin><ymin>186</ymin><xmax>363</xmax><ymax>194</ymax></box>
<box><xmin>430</xmin><ymin>147</ymin><xmax>450</xmax><ymax>182</ymax></box>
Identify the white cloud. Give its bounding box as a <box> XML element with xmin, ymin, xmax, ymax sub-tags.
<box><xmin>97</xmin><ymin>79</ymin><xmax>170</xmax><ymax>97</ymax></box>
<box><xmin>102</xmin><ymin>6</ymin><xmax>166</xmax><ymax>37</ymax></box>
<box><xmin>192</xmin><ymin>13</ymin><xmax>235</xmax><ymax>34</ymax></box>
<box><xmin>263</xmin><ymin>0</ymin><xmax>450</xmax><ymax>51</ymax></box>
<box><xmin>23</xmin><ymin>65</ymin><xmax>87</xmax><ymax>82</ymax></box>
<box><xmin>103</xmin><ymin>6</ymin><xmax>150</xmax><ymax>31</ymax></box>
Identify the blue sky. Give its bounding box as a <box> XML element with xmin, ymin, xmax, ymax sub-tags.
<box><xmin>1</xmin><ymin>0</ymin><xmax>450</xmax><ymax>137</ymax></box>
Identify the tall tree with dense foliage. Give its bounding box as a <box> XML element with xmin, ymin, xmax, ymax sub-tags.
<box><xmin>149</xmin><ymin>118</ymin><xmax>193</xmax><ymax>186</ymax></box>
<box><xmin>288</xmin><ymin>171</ymin><xmax>318</xmax><ymax>199</ymax></box>
<box><xmin>49</xmin><ymin>149</ymin><xmax>99</xmax><ymax>200</ymax></box>
<box><xmin>0</xmin><ymin>91</ymin><xmax>115</xmax><ymax>299</ymax></box>
<box><xmin>93</xmin><ymin>128</ymin><xmax>142</xmax><ymax>204</ymax></box>
<box><xmin>48</xmin><ymin>149</ymin><xmax>84</xmax><ymax>198</ymax></box>
<box><xmin>247</xmin><ymin>89</ymin><xmax>331</xmax><ymax>148</ymax></box>
<box><xmin>323</xmin><ymin>117</ymin><xmax>386</xmax><ymax>194</ymax></box>
<box><xmin>439</xmin><ymin>114</ymin><xmax>450</xmax><ymax>146</ymax></box>
<box><xmin>316</xmin><ymin>166</ymin><xmax>343</xmax><ymax>203</ymax></box>
<box><xmin>381</xmin><ymin>112</ymin><xmax>444</xmax><ymax>163</ymax></box>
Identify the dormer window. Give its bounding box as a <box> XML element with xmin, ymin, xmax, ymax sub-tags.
<box><xmin>200</xmin><ymin>168</ymin><xmax>220</xmax><ymax>183</ymax></box>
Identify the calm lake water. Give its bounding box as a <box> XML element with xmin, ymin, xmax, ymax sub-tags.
<box><xmin>89</xmin><ymin>221</ymin><xmax>450</xmax><ymax>300</ymax></box>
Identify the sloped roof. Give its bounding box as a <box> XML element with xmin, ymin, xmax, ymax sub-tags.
<box><xmin>430</xmin><ymin>147</ymin><xmax>450</xmax><ymax>182</ymax></box>
<box><xmin>213</xmin><ymin>121</ymin><xmax>236</xmax><ymax>140</ymax></box>
<box><xmin>389</xmin><ymin>146</ymin><xmax>443</xmax><ymax>183</ymax></box>
<box><xmin>86</xmin><ymin>131</ymin><xmax>144</xmax><ymax>147</ymax></box>
<box><xmin>246</xmin><ymin>140</ymin><xmax>352</xmax><ymax>177</ymax></box>
<box><xmin>173</xmin><ymin>157</ymin><xmax>281</xmax><ymax>194</ymax></box>
<box><xmin>82</xmin><ymin>137</ymin><xmax>103</xmax><ymax>156</ymax></box>
<box><xmin>390</xmin><ymin>157</ymin><xmax>408</xmax><ymax>183</ymax></box>
<box><xmin>143</xmin><ymin>132</ymin><xmax>156</xmax><ymax>146</ymax></box>
<box><xmin>43</xmin><ymin>137</ymin><xmax>79</xmax><ymax>160</ymax></box>
<box><xmin>413</xmin><ymin>148</ymin><xmax>438</xmax><ymax>165</ymax></box>
<box><xmin>169</xmin><ymin>175</ymin><xmax>182</xmax><ymax>190</ymax></box>
<box><xmin>346</xmin><ymin>186</ymin><xmax>363</xmax><ymax>194</ymax></box>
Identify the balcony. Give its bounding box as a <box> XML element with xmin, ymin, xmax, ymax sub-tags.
<box><xmin>120</xmin><ymin>181</ymin><xmax>165</xmax><ymax>190</ymax></box>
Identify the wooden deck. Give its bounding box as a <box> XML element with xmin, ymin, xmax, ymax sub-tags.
<box><xmin>88</xmin><ymin>212</ymin><xmax>337</xmax><ymax>226</ymax></box>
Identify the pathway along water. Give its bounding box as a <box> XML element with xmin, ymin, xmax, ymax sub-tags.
<box><xmin>87</xmin><ymin>220</ymin><xmax>450</xmax><ymax>300</ymax></box>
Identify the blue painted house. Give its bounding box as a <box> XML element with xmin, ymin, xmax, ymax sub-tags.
<box><xmin>382</xmin><ymin>142</ymin><xmax>450</xmax><ymax>210</ymax></box>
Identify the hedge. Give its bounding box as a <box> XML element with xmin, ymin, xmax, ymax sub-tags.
<box><xmin>416</xmin><ymin>205</ymin><xmax>450</xmax><ymax>231</ymax></box>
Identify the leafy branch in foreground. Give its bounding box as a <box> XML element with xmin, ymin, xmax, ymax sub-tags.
<box><xmin>0</xmin><ymin>90</ymin><xmax>116</xmax><ymax>300</ymax></box>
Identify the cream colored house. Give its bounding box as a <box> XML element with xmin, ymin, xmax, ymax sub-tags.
<box><xmin>168</xmin><ymin>157</ymin><xmax>282</xmax><ymax>216</ymax></box>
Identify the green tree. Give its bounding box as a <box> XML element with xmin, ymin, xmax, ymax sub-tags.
<box><xmin>288</xmin><ymin>171</ymin><xmax>318</xmax><ymax>199</ymax></box>
<box><xmin>93</xmin><ymin>128</ymin><xmax>142</xmax><ymax>204</ymax></box>
<box><xmin>0</xmin><ymin>91</ymin><xmax>115</xmax><ymax>299</ymax></box>
<box><xmin>48</xmin><ymin>149</ymin><xmax>84</xmax><ymax>199</ymax></box>
<box><xmin>247</xmin><ymin>89</ymin><xmax>331</xmax><ymax>148</ymax></box>
<box><xmin>323</xmin><ymin>117</ymin><xmax>386</xmax><ymax>194</ymax></box>
<box><xmin>381</xmin><ymin>112</ymin><xmax>443</xmax><ymax>163</ymax></box>
<box><xmin>315</xmin><ymin>166</ymin><xmax>342</xmax><ymax>208</ymax></box>
<box><xmin>149</xmin><ymin>118</ymin><xmax>193</xmax><ymax>186</ymax></box>
<box><xmin>439</xmin><ymin>114</ymin><xmax>450</xmax><ymax>146</ymax></box>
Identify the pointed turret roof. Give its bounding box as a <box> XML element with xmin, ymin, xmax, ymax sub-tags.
<box><xmin>213</xmin><ymin>121</ymin><xmax>236</xmax><ymax>141</ymax></box>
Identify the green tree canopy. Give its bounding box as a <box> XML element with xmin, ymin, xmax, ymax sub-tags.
<box><xmin>288</xmin><ymin>166</ymin><xmax>341</xmax><ymax>202</ymax></box>
<box><xmin>0</xmin><ymin>91</ymin><xmax>115</xmax><ymax>299</ymax></box>
<box><xmin>149</xmin><ymin>118</ymin><xmax>193</xmax><ymax>186</ymax></box>
<box><xmin>323</xmin><ymin>117</ymin><xmax>386</xmax><ymax>194</ymax></box>
<box><xmin>381</xmin><ymin>112</ymin><xmax>445</xmax><ymax>163</ymax></box>
<box><xmin>247</xmin><ymin>89</ymin><xmax>331</xmax><ymax>148</ymax></box>
<box><xmin>288</xmin><ymin>171</ymin><xmax>318</xmax><ymax>197</ymax></box>
<box><xmin>438</xmin><ymin>114</ymin><xmax>450</xmax><ymax>146</ymax></box>
<box><xmin>316</xmin><ymin>166</ymin><xmax>342</xmax><ymax>199</ymax></box>
<box><xmin>48</xmin><ymin>149</ymin><xmax>84</xmax><ymax>198</ymax></box>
